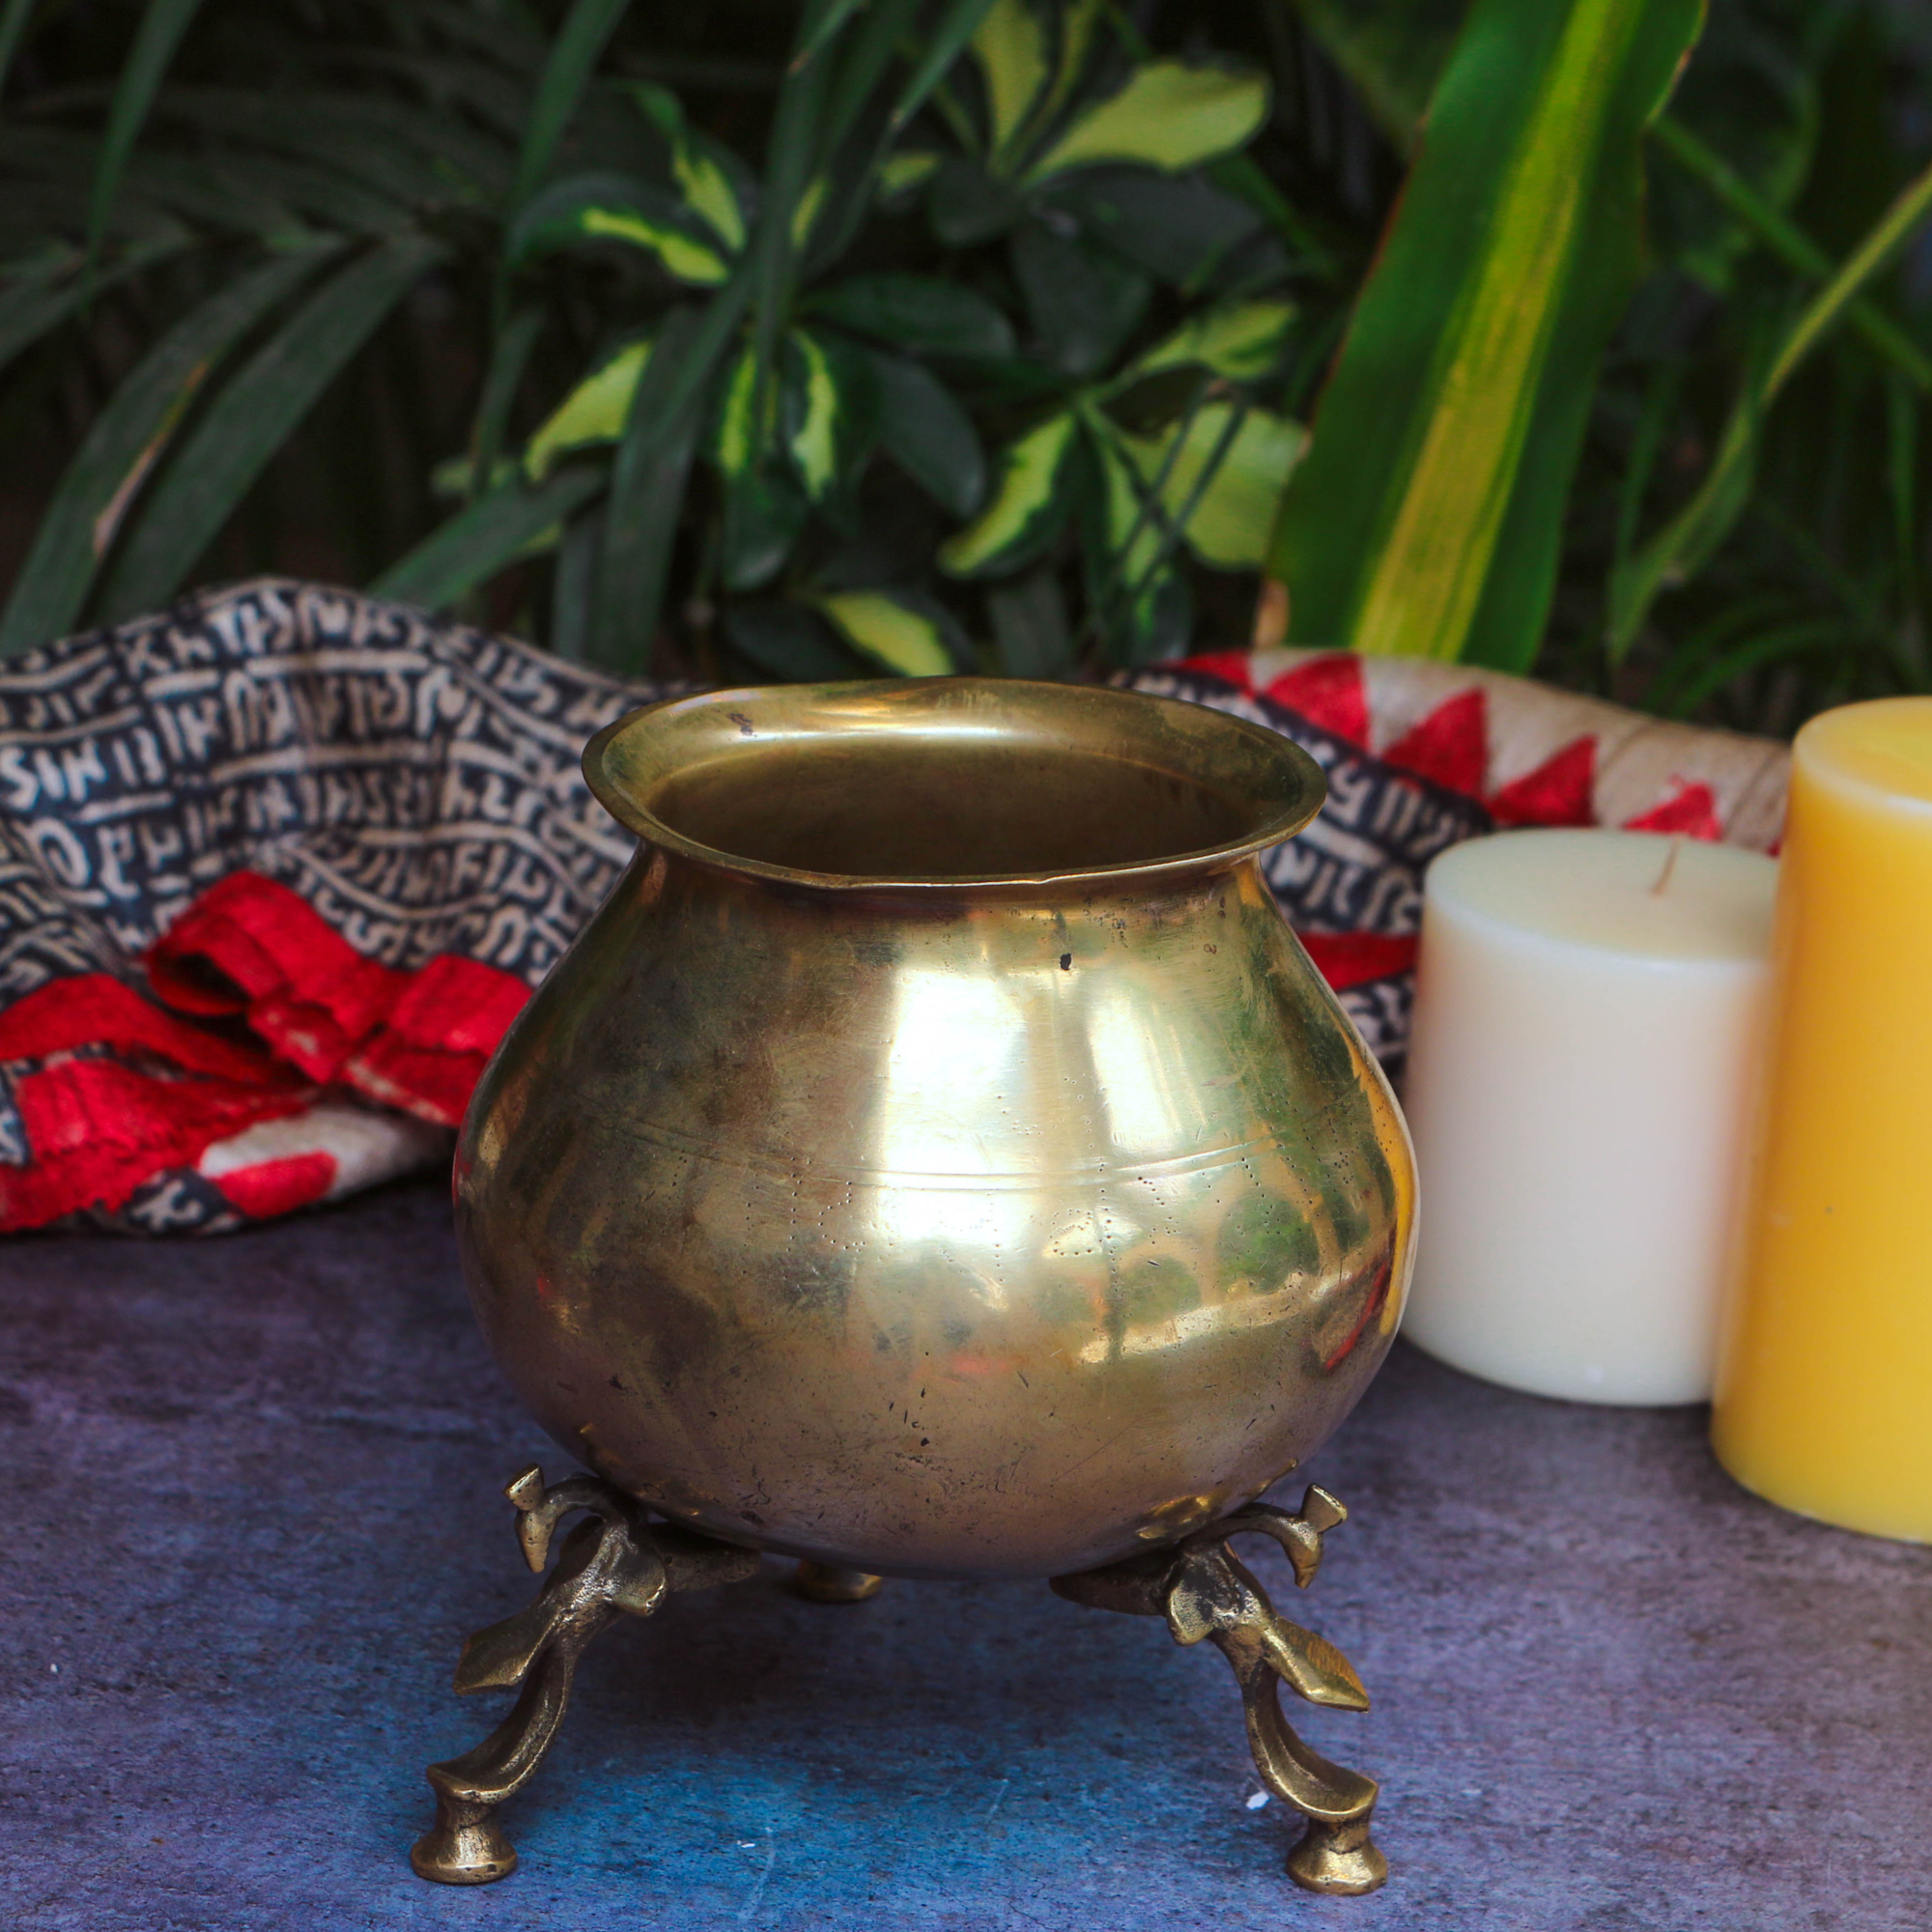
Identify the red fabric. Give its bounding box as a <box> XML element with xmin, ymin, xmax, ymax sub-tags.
<box><xmin>346</xmin><ymin>954</ymin><xmax>530</xmax><ymax>1127</ymax></box>
<box><xmin>0</xmin><ymin>1057</ymin><xmax>311</xmax><ymax>1231</ymax></box>
<box><xmin>1624</xmin><ymin>780</ymin><xmax>1724</xmax><ymax>841</ymax></box>
<box><xmin>1297</xmin><ymin>931</ymin><xmax>1420</xmax><ymax>991</ymax></box>
<box><xmin>212</xmin><ymin>1151</ymin><xmax>338</xmax><ymax>1218</ymax></box>
<box><xmin>0</xmin><ymin>593</ymin><xmax>1782</xmax><ymax>1232</ymax></box>
<box><xmin>1</xmin><ymin>871</ymin><xmax>536</xmax><ymax>1225</ymax></box>
<box><xmin>1382</xmin><ymin>690</ymin><xmax>1490</xmax><ymax>793</ymax></box>
<box><xmin>146</xmin><ymin>870</ymin><xmax>530</xmax><ymax>1127</ymax></box>
<box><xmin>1176</xmin><ymin>649</ymin><xmax>1255</xmax><ymax>693</ymax></box>
<box><xmin>0</xmin><ymin>973</ymin><xmax>282</xmax><ymax>1084</ymax></box>
<box><xmin>1489</xmin><ymin>735</ymin><xmax>1597</xmax><ymax>828</ymax></box>
<box><xmin>1264</xmin><ymin>654</ymin><xmax>1369</xmax><ymax>747</ymax></box>
<box><xmin>148</xmin><ymin>871</ymin><xmax>406</xmax><ymax>1081</ymax></box>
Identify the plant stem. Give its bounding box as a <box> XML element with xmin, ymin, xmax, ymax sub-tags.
<box><xmin>1765</xmin><ymin>156</ymin><xmax>1932</xmax><ymax>397</ymax></box>
<box><xmin>1652</xmin><ymin>114</ymin><xmax>1932</xmax><ymax>393</ymax></box>
<box><xmin>1609</xmin><ymin>153</ymin><xmax>1932</xmax><ymax>663</ymax></box>
<box><xmin>1121</xmin><ymin>397</ymin><xmax>1248</xmax><ymax>611</ymax></box>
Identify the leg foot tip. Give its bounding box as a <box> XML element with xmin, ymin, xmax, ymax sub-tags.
<box><xmin>411</xmin><ymin>1815</ymin><xmax>518</xmax><ymax>1885</ymax></box>
<box><xmin>1287</xmin><ymin>1818</ymin><xmax>1387</xmax><ymax>1896</ymax></box>
<box><xmin>794</xmin><ymin>1561</ymin><xmax>884</xmax><ymax>1604</ymax></box>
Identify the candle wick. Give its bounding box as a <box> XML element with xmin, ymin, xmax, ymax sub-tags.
<box><xmin>1650</xmin><ymin>838</ymin><xmax>1683</xmax><ymax>895</ymax></box>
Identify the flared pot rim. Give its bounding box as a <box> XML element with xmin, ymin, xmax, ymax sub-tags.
<box><xmin>583</xmin><ymin>676</ymin><xmax>1326</xmax><ymax>893</ymax></box>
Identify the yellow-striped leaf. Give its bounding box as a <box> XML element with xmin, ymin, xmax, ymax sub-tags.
<box><xmin>621</xmin><ymin>82</ymin><xmax>750</xmax><ymax>252</ymax></box>
<box><xmin>526</xmin><ymin>339</ymin><xmax>651</xmax><ymax>480</ymax></box>
<box><xmin>878</xmin><ymin>150</ymin><xmax>942</xmax><ymax>200</ymax></box>
<box><xmin>937</xmin><ymin>411</ymin><xmax>1075</xmax><ymax>575</ymax></box>
<box><xmin>815</xmin><ymin>590</ymin><xmax>956</xmax><ymax>675</ymax></box>
<box><xmin>1025</xmin><ymin>62</ymin><xmax>1268</xmax><ymax>185</ymax></box>
<box><xmin>1122</xmin><ymin>298</ymin><xmax>1297</xmax><ymax>385</ymax></box>
<box><xmin>675</xmin><ymin>146</ymin><xmax>746</xmax><ymax>252</ymax></box>
<box><xmin>511</xmin><ymin>175</ymin><xmax>734</xmax><ymax>286</ymax></box>
<box><xmin>1266</xmin><ymin>0</ymin><xmax>1705</xmax><ymax>668</ymax></box>
<box><xmin>791</xmin><ymin>174</ymin><xmax>830</xmax><ymax>251</ymax></box>
<box><xmin>709</xmin><ymin>341</ymin><xmax>762</xmax><ymax>477</ymax></box>
<box><xmin>784</xmin><ymin>327</ymin><xmax>840</xmax><ymax>498</ymax></box>
<box><xmin>1123</xmin><ymin>404</ymin><xmax>1309</xmax><ymax>570</ymax></box>
<box><xmin>972</xmin><ymin>0</ymin><xmax>1050</xmax><ymax>156</ymax></box>
<box><xmin>580</xmin><ymin>207</ymin><xmax>729</xmax><ymax>283</ymax></box>
<box><xmin>1091</xmin><ymin>423</ymin><xmax>1161</xmax><ymax>587</ymax></box>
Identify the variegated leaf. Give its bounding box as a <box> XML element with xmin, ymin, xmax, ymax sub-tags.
<box><xmin>878</xmin><ymin>150</ymin><xmax>942</xmax><ymax>200</ymax></box>
<box><xmin>1122</xmin><ymin>298</ymin><xmax>1297</xmax><ymax>385</ymax></box>
<box><xmin>623</xmin><ymin>81</ymin><xmax>749</xmax><ymax>251</ymax></box>
<box><xmin>1123</xmin><ymin>404</ymin><xmax>1309</xmax><ymax>569</ymax></box>
<box><xmin>1267</xmin><ymin>0</ymin><xmax>1705</xmax><ymax>667</ymax></box>
<box><xmin>972</xmin><ymin>0</ymin><xmax>1049</xmax><ymax>156</ymax></box>
<box><xmin>783</xmin><ymin>328</ymin><xmax>840</xmax><ymax>499</ymax></box>
<box><xmin>511</xmin><ymin>175</ymin><xmax>731</xmax><ymax>285</ymax></box>
<box><xmin>1025</xmin><ymin>62</ymin><xmax>1269</xmax><ymax>185</ymax></box>
<box><xmin>937</xmin><ymin>411</ymin><xmax>1076</xmax><ymax>575</ymax></box>
<box><xmin>708</xmin><ymin>339</ymin><xmax>778</xmax><ymax>480</ymax></box>
<box><xmin>526</xmin><ymin>339</ymin><xmax>651</xmax><ymax>480</ymax></box>
<box><xmin>815</xmin><ymin>589</ymin><xmax>957</xmax><ymax>675</ymax></box>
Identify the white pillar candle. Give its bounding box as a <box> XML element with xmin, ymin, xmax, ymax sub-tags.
<box><xmin>1401</xmin><ymin>829</ymin><xmax>1777</xmax><ymax>1405</ymax></box>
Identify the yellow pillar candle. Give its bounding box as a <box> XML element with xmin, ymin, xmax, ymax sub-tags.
<box><xmin>1713</xmin><ymin>697</ymin><xmax>1932</xmax><ymax>1540</ymax></box>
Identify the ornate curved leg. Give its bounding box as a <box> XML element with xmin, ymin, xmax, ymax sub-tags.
<box><xmin>412</xmin><ymin>1466</ymin><xmax>760</xmax><ymax>1885</ymax></box>
<box><xmin>1052</xmin><ymin>1486</ymin><xmax>1385</xmax><ymax>1897</ymax></box>
<box><xmin>793</xmin><ymin>1561</ymin><xmax>885</xmax><ymax>1603</ymax></box>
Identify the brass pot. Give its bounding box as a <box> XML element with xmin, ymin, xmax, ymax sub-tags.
<box><xmin>455</xmin><ymin>678</ymin><xmax>1415</xmax><ymax>1579</ymax></box>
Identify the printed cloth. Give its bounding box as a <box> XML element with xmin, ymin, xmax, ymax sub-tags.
<box><xmin>0</xmin><ymin>581</ymin><xmax>1789</xmax><ymax>1234</ymax></box>
<box><xmin>1132</xmin><ymin>647</ymin><xmax>1789</xmax><ymax>1068</ymax></box>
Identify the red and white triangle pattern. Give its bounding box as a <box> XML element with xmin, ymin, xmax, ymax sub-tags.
<box><xmin>1177</xmin><ymin>649</ymin><xmax>1783</xmax><ymax>850</ymax></box>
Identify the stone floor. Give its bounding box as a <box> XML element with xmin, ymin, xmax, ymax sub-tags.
<box><xmin>2</xmin><ymin>1179</ymin><xmax>1927</xmax><ymax>1931</ymax></box>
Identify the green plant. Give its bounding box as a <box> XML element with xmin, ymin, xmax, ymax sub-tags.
<box><xmin>1269</xmin><ymin>0</ymin><xmax>1708</xmax><ymax>672</ymax></box>
<box><xmin>0</xmin><ymin>0</ymin><xmax>1316</xmax><ymax>682</ymax></box>
<box><xmin>399</xmin><ymin>0</ymin><xmax>1313</xmax><ymax>676</ymax></box>
<box><xmin>3</xmin><ymin>1</ymin><xmax>1931</xmax><ymax>738</ymax></box>
<box><xmin>1277</xmin><ymin>0</ymin><xmax>1932</xmax><ymax>730</ymax></box>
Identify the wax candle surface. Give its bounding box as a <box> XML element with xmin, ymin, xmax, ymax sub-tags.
<box><xmin>1403</xmin><ymin>829</ymin><xmax>1777</xmax><ymax>1404</ymax></box>
<box><xmin>1714</xmin><ymin>698</ymin><xmax>1932</xmax><ymax>1540</ymax></box>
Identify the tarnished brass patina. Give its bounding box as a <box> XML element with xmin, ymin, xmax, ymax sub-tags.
<box><xmin>428</xmin><ymin>678</ymin><xmax>1416</xmax><ymax>1893</ymax></box>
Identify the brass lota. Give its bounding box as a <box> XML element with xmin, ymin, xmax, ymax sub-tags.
<box><xmin>422</xmin><ymin>678</ymin><xmax>1417</xmax><ymax>1895</ymax></box>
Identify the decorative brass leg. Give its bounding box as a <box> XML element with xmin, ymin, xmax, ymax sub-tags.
<box><xmin>1052</xmin><ymin>1486</ymin><xmax>1385</xmax><ymax>1897</ymax></box>
<box><xmin>793</xmin><ymin>1561</ymin><xmax>885</xmax><ymax>1603</ymax></box>
<box><xmin>412</xmin><ymin>1466</ymin><xmax>760</xmax><ymax>1885</ymax></box>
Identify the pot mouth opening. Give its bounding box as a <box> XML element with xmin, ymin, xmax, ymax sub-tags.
<box><xmin>584</xmin><ymin>678</ymin><xmax>1325</xmax><ymax>890</ymax></box>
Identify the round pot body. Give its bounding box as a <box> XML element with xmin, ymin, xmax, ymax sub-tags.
<box><xmin>455</xmin><ymin>679</ymin><xmax>1415</xmax><ymax>1579</ymax></box>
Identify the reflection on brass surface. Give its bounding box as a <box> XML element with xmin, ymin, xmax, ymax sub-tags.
<box><xmin>441</xmin><ymin>679</ymin><xmax>1417</xmax><ymax>1890</ymax></box>
<box><xmin>1055</xmin><ymin>1485</ymin><xmax>1385</xmax><ymax>1895</ymax></box>
<box><xmin>458</xmin><ymin>678</ymin><xmax>1414</xmax><ymax>1580</ymax></box>
<box><xmin>412</xmin><ymin>1466</ymin><xmax>758</xmax><ymax>1885</ymax></box>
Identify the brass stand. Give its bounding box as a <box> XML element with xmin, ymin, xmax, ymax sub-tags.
<box><xmin>413</xmin><ymin>1475</ymin><xmax>1381</xmax><ymax>1896</ymax></box>
<box><xmin>793</xmin><ymin>1561</ymin><xmax>885</xmax><ymax>1603</ymax></box>
<box><xmin>410</xmin><ymin>1467</ymin><xmax>759</xmax><ymax>1884</ymax></box>
<box><xmin>1051</xmin><ymin>1487</ymin><xmax>1384</xmax><ymax>1895</ymax></box>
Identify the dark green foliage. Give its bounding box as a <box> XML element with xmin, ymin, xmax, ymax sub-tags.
<box><xmin>868</xmin><ymin>352</ymin><xmax>986</xmax><ymax>519</ymax></box>
<box><xmin>1</xmin><ymin>0</ymin><xmax>1928</xmax><ymax>734</ymax></box>
<box><xmin>0</xmin><ymin>0</ymin><xmax>1307</xmax><ymax>680</ymax></box>
<box><xmin>0</xmin><ymin>243</ymin><xmax>330</xmax><ymax>650</ymax></box>
<box><xmin>806</xmin><ymin>274</ymin><xmax>1014</xmax><ymax>360</ymax></box>
<box><xmin>1543</xmin><ymin>0</ymin><xmax>1932</xmax><ymax>727</ymax></box>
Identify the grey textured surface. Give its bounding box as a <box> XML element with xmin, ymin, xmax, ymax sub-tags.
<box><xmin>2</xmin><ymin>1179</ymin><xmax>1926</xmax><ymax>1931</ymax></box>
